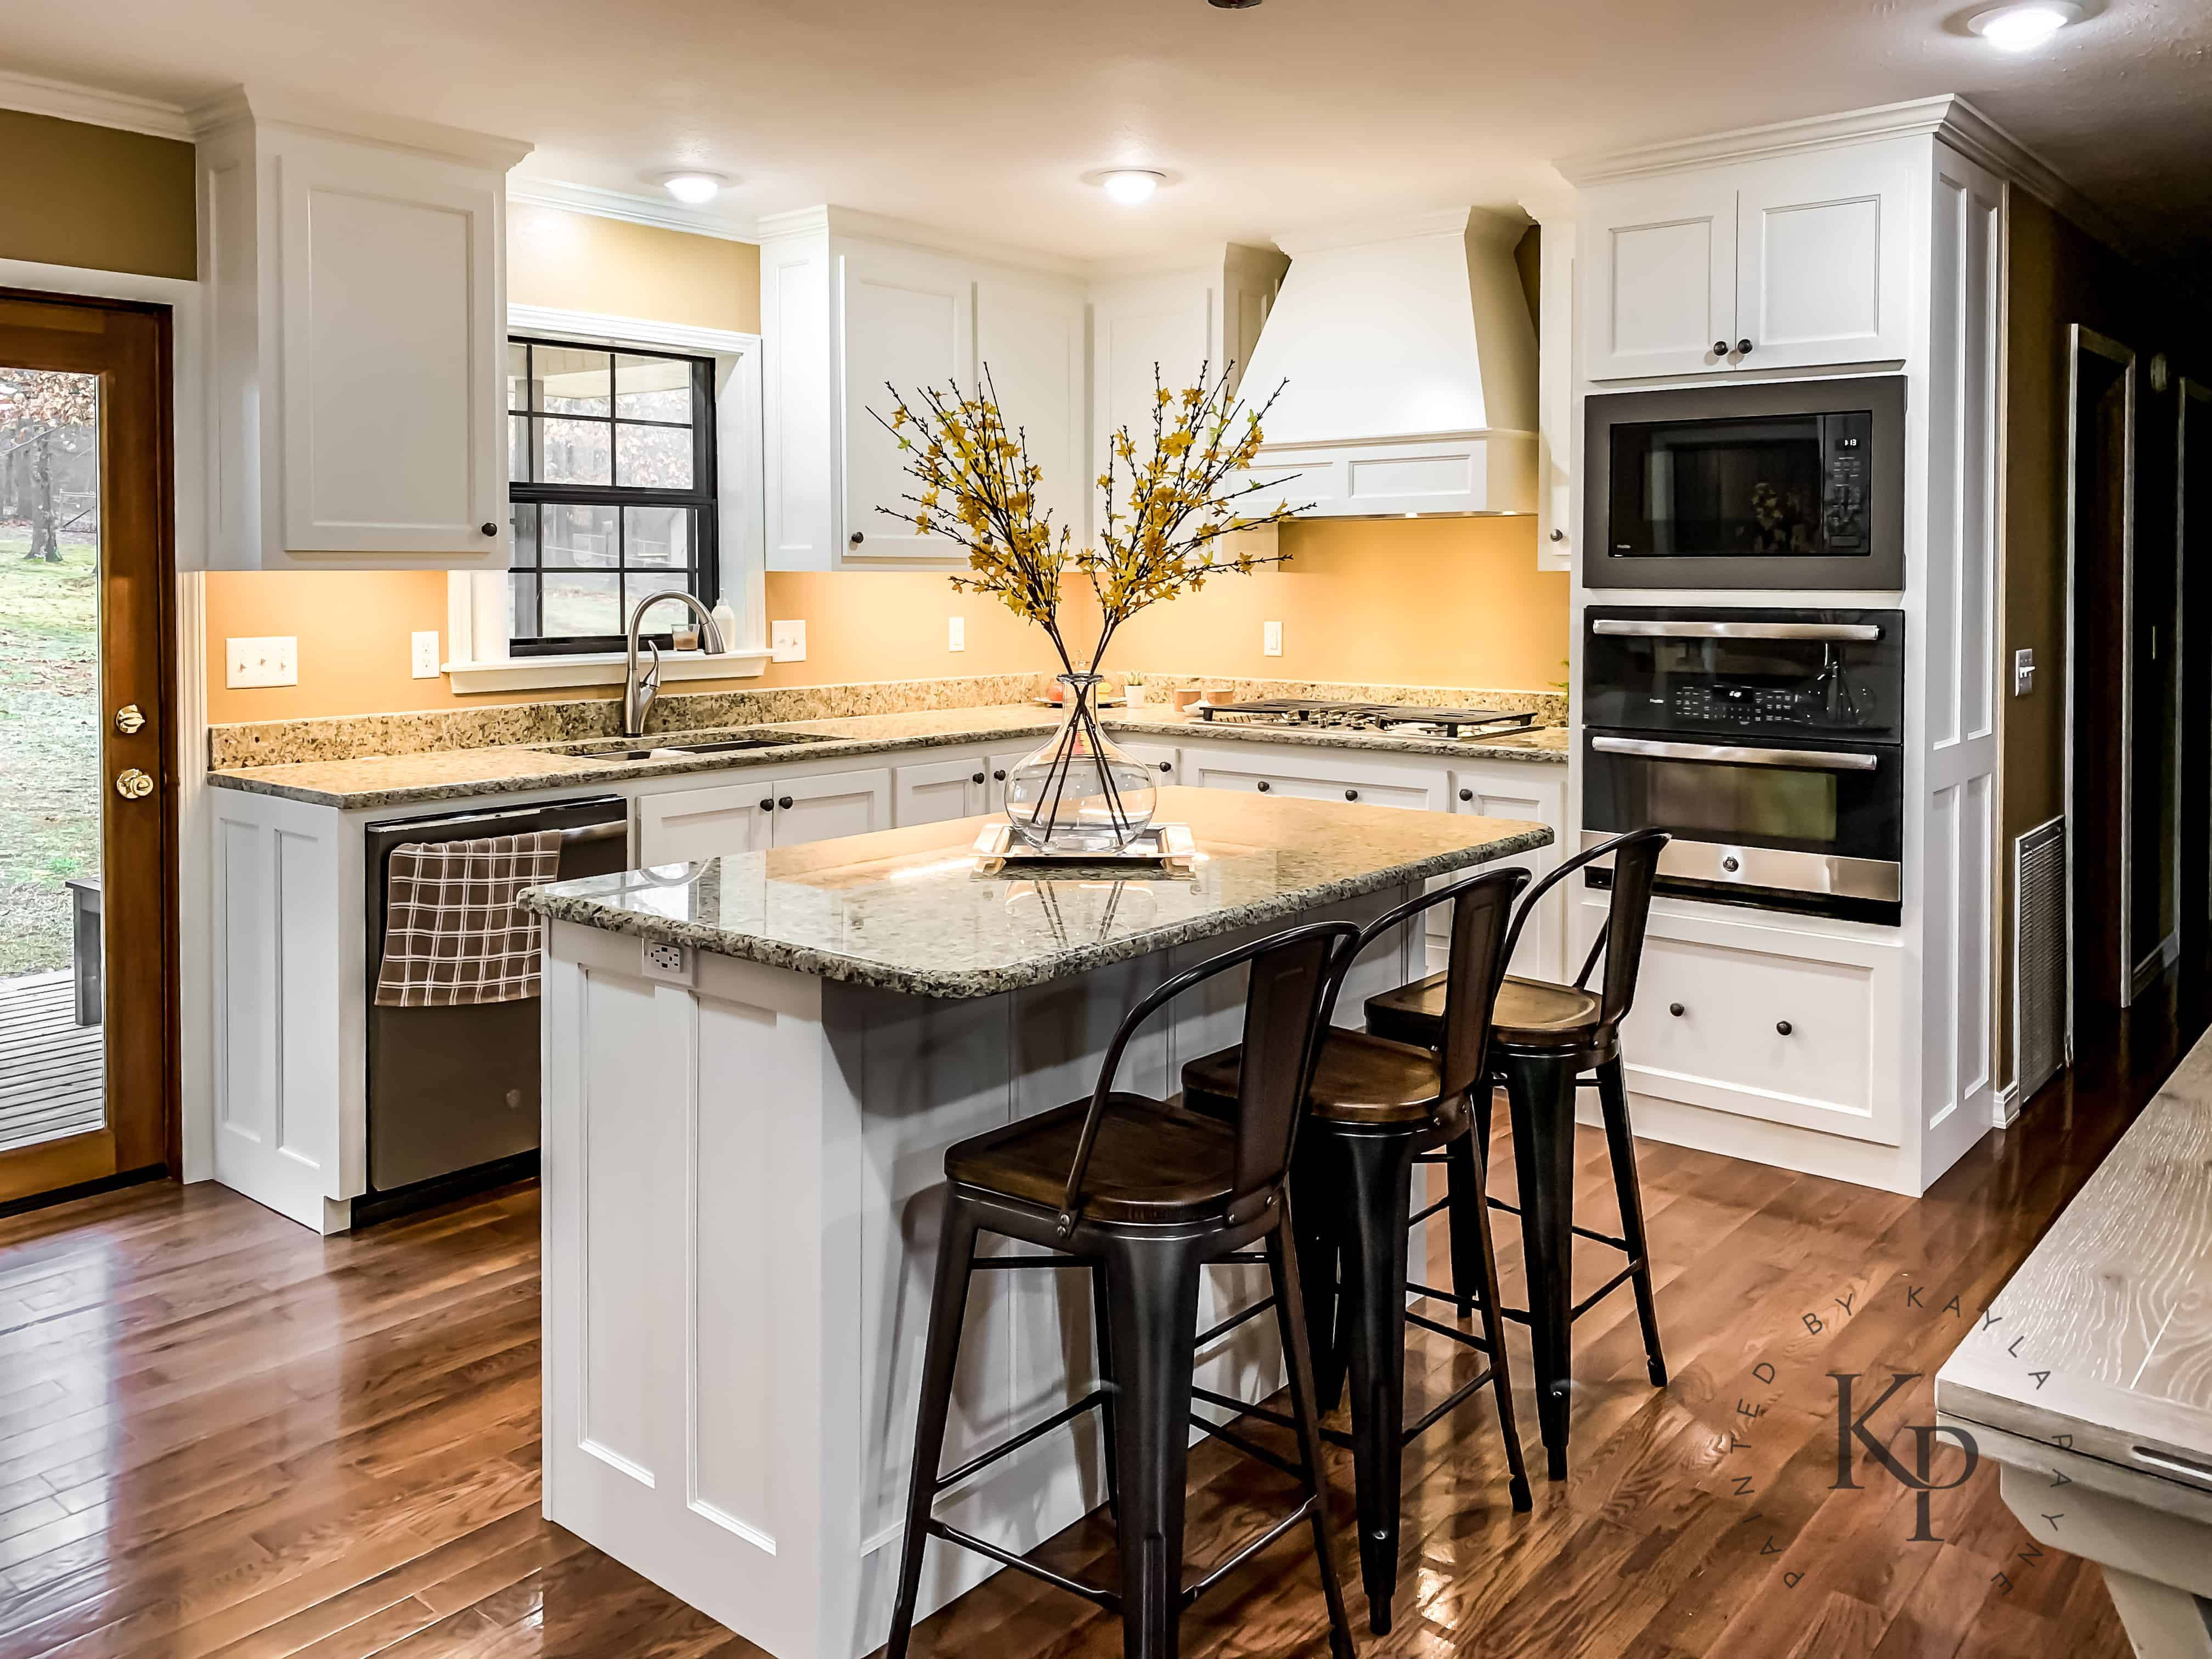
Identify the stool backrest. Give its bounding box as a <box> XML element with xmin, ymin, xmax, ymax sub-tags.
<box><xmin>1500</xmin><ymin>827</ymin><xmax>1669</xmax><ymax>1034</ymax></box>
<box><xmin>1432</xmin><ymin>869</ymin><xmax>1531</xmax><ymax>1100</ymax></box>
<box><xmin>1059</xmin><ymin>919</ymin><xmax>1359</xmax><ymax>1232</ymax></box>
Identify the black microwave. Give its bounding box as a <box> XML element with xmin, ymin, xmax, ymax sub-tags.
<box><xmin>1583</xmin><ymin>376</ymin><xmax>1905</xmax><ymax>590</ymax></box>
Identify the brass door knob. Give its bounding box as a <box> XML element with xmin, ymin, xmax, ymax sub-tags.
<box><xmin>115</xmin><ymin>768</ymin><xmax>154</xmax><ymax>799</ymax></box>
<box><xmin>114</xmin><ymin>703</ymin><xmax>145</xmax><ymax>735</ymax></box>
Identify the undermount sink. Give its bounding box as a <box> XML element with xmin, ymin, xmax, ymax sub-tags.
<box><xmin>531</xmin><ymin>729</ymin><xmax>833</xmax><ymax>764</ymax></box>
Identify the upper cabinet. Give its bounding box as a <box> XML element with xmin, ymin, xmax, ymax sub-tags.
<box><xmin>196</xmin><ymin>92</ymin><xmax>531</xmax><ymax>569</ymax></box>
<box><xmin>1578</xmin><ymin>139</ymin><xmax>1916</xmax><ymax>381</ymax></box>
<box><xmin>758</xmin><ymin>209</ymin><xmax>1086</xmax><ymax>572</ymax></box>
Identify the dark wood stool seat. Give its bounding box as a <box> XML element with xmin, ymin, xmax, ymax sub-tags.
<box><xmin>947</xmin><ymin>1094</ymin><xmax>1244</xmax><ymax>1223</ymax></box>
<box><xmin>885</xmin><ymin>923</ymin><xmax>1362</xmax><ymax>1659</ymax></box>
<box><xmin>1368</xmin><ymin>972</ymin><xmax>1605</xmax><ymax>1049</ymax></box>
<box><xmin>1361</xmin><ymin>828</ymin><xmax>1671</xmax><ymax>1485</ymax></box>
<box><xmin>1180</xmin><ymin>868</ymin><xmax>1534</xmax><ymax>1638</ymax></box>
<box><xmin>1183</xmin><ymin>1029</ymin><xmax>1455</xmax><ymax>1126</ymax></box>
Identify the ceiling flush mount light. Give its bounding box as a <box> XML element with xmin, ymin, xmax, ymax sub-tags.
<box><xmin>1209</xmin><ymin>0</ymin><xmax>1265</xmax><ymax>8</ymax></box>
<box><xmin>1092</xmin><ymin>168</ymin><xmax>1167</xmax><ymax>205</ymax></box>
<box><xmin>652</xmin><ymin>170</ymin><xmax>729</xmax><ymax>205</ymax></box>
<box><xmin>1967</xmin><ymin>1</ymin><xmax>2080</xmax><ymax>51</ymax></box>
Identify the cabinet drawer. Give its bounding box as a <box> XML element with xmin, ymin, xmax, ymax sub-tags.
<box><xmin>1621</xmin><ymin>932</ymin><xmax>1894</xmax><ymax>1144</ymax></box>
<box><xmin>1184</xmin><ymin>749</ymin><xmax>1447</xmax><ymax>811</ymax></box>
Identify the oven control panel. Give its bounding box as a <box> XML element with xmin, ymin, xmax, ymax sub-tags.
<box><xmin>1670</xmin><ymin>679</ymin><xmax>1873</xmax><ymax>730</ymax></box>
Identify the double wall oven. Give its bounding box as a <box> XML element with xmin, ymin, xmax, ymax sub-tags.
<box><xmin>1581</xmin><ymin>607</ymin><xmax>1905</xmax><ymax>925</ymax></box>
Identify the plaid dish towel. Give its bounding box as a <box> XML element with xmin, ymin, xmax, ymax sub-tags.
<box><xmin>374</xmin><ymin>832</ymin><xmax>564</xmax><ymax>1007</ymax></box>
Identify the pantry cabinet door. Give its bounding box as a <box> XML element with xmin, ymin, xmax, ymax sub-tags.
<box><xmin>977</xmin><ymin>277</ymin><xmax>1087</xmax><ymax>541</ymax></box>
<box><xmin>1580</xmin><ymin>176</ymin><xmax>1737</xmax><ymax>381</ymax></box>
<box><xmin>635</xmin><ymin>784</ymin><xmax>772</xmax><ymax>866</ymax></box>
<box><xmin>840</xmin><ymin>244</ymin><xmax>972</xmax><ymax>563</ymax></box>
<box><xmin>1733</xmin><ymin>144</ymin><xmax>1916</xmax><ymax>371</ymax></box>
<box><xmin>276</xmin><ymin>138</ymin><xmax>506</xmax><ymax>558</ymax></box>
<box><xmin>773</xmin><ymin>767</ymin><xmax>894</xmax><ymax>846</ymax></box>
<box><xmin>893</xmin><ymin>754</ymin><xmax>988</xmax><ymax>826</ymax></box>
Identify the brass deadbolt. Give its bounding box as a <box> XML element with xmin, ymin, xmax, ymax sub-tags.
<box><xmin>114</xmin><ymin>703</ymin><xmax>145</xmax><ymax>735</ymax></box>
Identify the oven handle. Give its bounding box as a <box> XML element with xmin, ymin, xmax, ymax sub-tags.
<box><xmin>1590</xmin><ymin>619</ymin><xmax>1882</xmax><ymax>642</ymax></box>
<box><xmin>1590</xmin><ymin>735</ymin><xmax>1881</xmax><ymax>772</ymax></box>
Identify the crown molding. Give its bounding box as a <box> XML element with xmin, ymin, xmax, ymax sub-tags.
<box><xmin>507</xmin><ymin>176</ymin><xmax>759</xmax><ymax>243</ymax></box>
<box><xmin>0</xmin><ymin>67</ymin><xmax>193</xmax><ymax>140</ymax></box>
<box><xmin>754</xmin><ymin>204</ymin><xmax>1090</xmax><ymax>276</ymax></box>
<box><xmin>187</xmin><ymin>86</ymin><xmax>531</xmax><ymax>170</ymax></box>
<box><xmin>507</xmin><ymin>302</ymin><xmax>759</xmax><ymax>357</ymax></box>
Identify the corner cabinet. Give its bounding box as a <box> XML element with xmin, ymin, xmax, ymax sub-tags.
<box><xmin>758</xmin><ymin>211</ymin><xmax>1086</xmax><ymax>571</ymax></box>
<box><xmin>1578</xmin><ymin>138</ymin><xmax>1917</xmax><ymax>380</ymax></box>
<box><xmin>196</xmin><ymin>94</ymin><xmax>531</xmax><ymax>569</ymax></box>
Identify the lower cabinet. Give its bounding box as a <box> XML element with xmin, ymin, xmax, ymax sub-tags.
<box><xmin>1181</xmin><ymin>744</ymin><xmax>1449</xmax><ymax>811</ymax></box>
<box><xmin>637</xmin><ymin>765</ymin><xmax>892</xmax><ymax>864</ymax></box>
<box><xmin>892</xmin><ymin>753</ymin><xmax>991</xmax><ymax>825</ymax></box>
<box><xmin>1451</xmin><ymin>759</ymin><xmax>1568</xmax><ymax>981</ymax></box>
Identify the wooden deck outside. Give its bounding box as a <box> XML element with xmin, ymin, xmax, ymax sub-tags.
<box><xmin>0</xmin><ymin>970</ymin><xmax>104</xmax><ymax>1154</ymax></box>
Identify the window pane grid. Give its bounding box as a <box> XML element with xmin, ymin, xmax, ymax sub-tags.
<box><xmin>506</xmin><ymin>337</ymin><xmax>717</xmax><ymax>653</ymax></box>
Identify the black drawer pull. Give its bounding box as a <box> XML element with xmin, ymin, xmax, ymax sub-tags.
<box><xmin>1668</xmin><ymin>1002</ymin><xmax>1684</xmax><ymax>1018</ymax></box>
<box><xmin>1256</xmin><ymin>780</ymin><xmax>1271</xmax><ymax>792</ymax></box>
<box><xmin>1344</xmin><ymin>788</ymin><xmax>1359</xmax><ymax>801</ymax></box>
<box><xmin>1776</xmin><ymin>1020</ymin><xmax>1793</xmax><ymax>1036</ymax></box>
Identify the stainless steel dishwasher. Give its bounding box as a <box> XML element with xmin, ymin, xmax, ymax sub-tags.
<box><xmin>361</xmin><ymin>794</ymin><xmax>629</xmax><ymax>1221</ymax></box>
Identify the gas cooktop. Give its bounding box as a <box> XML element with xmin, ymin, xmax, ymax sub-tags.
<box><xmin>1194</xmin><ymin>698</ymin><xmax>1541</xmax><ymax>739</ymax></box>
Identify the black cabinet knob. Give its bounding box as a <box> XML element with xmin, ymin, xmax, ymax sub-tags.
<box><xmin>1713</xmin><ymin>341</ymin><xmax>1729</xmax><ymax>357</ymax></box>
<box><xmin>778</xmin><ymin>795</ymin><xmax>794</xmax><ymax>810</ymax></box>
<box><xmin>1549</xmin><ymin>528</ymin><xmax>1566</xmax><ymax>543</ymax></box>
<box><xmin>992</xmin><ymin>769</ymin><xmax>1006</xmax><ymax>781</ymax></box>
<box><xmin>1344</xmin><ymin>788</ymin><xmax>1359</xmax><ymax>801</ymax></box>
<box><xmin>1776</xmin><ymin>1019</ymin><xmax>1793</xmax><ymax>1036</ymax></box>
<box><xmin>970</xmin><ymin>771</ymin><xmax>985</xmax><ymax>785</ymax></box>
<box><xmin>1256</xmin><ymin>780</ymin><xmax>1272</xmax><ymax>792</ymax></box>
<box><xmin>1736</xmin><ymin>338</ymin><xmax>1753</xmax><ymax>356</ymax></box>
<box><xmin>759</xmin><ymin>798</ymin><xmax>775</xmax><ymax>812</ymax></box>
<box><xmin>480</xmin><ymin>522</ymin><xmax>498</xmax><ymax>537</ymax></box>
<box><xmin>1722</xmin><ymin>855</ymin><xmax>1741</xmax><ymax>873</ymax></box>
<box><xmin>1458</xmin><ymin>787</ymin><xmax>1474</xmax><ymax>802</ymax></box>
<box><xmin>1668</xmin><ymin>1002</ymin><xmax>1684</xmax><ymax>1017</ymax></box>
<box><xmin>849</xmin><ymin>530</ymin><xmax>866</xmax><ymax>546</ymax></box>
<box><xmin>1158</xmin><ymin>761</ymin><xmax>1172</xmax><ymax>773</ymax></box>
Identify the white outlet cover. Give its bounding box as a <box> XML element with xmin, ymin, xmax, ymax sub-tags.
<box><xmin>770</xmin><ymin>619</ymin><xmax>807</xmax><ymax>663</ymax></box>
<box><xmin>411</xmin><ymin>630</ymin><xmax>441</xmax><ymax>679</ymax></box>
<box><xmin>948</xmin><ymin>616</ymin><xmax>966</xmax><ymax>652</ymax></box>
<box><xmin>226</xmin><ymin>635</ymin><xmax>298</xmax><ymax>689</ymax></box>
<box><xmin>1263</xmin><ymin>620</ymin><xmax>1283</xmax><ymax>657</ymax></box>
<box><xmin>641</xmin><ymin>939</ymin><xmax>692</xmax><ymax>983</ymax></box>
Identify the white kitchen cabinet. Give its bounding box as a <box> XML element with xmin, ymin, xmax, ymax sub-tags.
<box><xmin>976</xmin><ymin>276</ymin><xmax>1088</xmax><ymax>542</ymax></box>
<box><xmin>635</xmin><ymin>780</ymin><xmax>771</xmax><ymax>865</ymax></box>
<box><xmin>195</xmin><ymin>92</ymin><xmax>528</xmax><ymax>569</ymax></box>
<box><xmin>770</xmin><ymin>767</ymin><xmax>894</xmax><ymax>845</ymax></box>
<box><xmin>893</xmin><ymin>752</ymin><xmax>990</xmax><ymax>825</ymax></box>
<box><xmin>983</xmin><ymin>746</ymin><xmax>1033</xmax><ymax>814</ymax></box>
<box><xmin>1450</xmin><ymin>759</ymin><xmax>1567</xmax><ymax>981</ymax></box>
<box><xmin>1183</xmin><ymin>744</ymin><xmax>1450</xmax><ymax>812</ymax></box>
<box><xmin>1578</xmin><ymin>137</ymin><xmax>1915</xmax><ymax>380</ymax></box>
<box><xmin>1118</xmin><ymin>741</ymin><xmax>1183</xmax><ymax>789</ymax></box>
<box><xmin>840</xmin><ymin>241</ymin><xmax>973</xmax><ymax>563</ymax></box>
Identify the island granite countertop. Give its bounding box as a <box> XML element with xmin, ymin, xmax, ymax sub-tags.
<box><xmin>206</xmin><ymin>703</ymin><xmax>1568</xmax><ymax>811</ymax></box>
<box><xmin>521</xmin><ymin>785</ymin><xmax>1553</xmax><ymax>998</ymax></box>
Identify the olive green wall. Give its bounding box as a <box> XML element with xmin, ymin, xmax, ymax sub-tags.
<box><xmin>0</xmin><ymin>108</ymin><xmax>194</xmax><ymax>280</ymax></box>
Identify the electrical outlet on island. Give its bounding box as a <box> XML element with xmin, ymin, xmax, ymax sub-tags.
<box><xmin>948</xmin><ymin>616</ymin><xmax>966</xmax><ymax>652</ymax></box>
<box><xmin>1263</xmin><ymin>620</ymin><xmax>1283</xmax><ymax>657</ymax></box>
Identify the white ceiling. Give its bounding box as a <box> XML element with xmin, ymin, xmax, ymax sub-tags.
<box><xmin>8</xmin><ymin>0</ymin><xmax>2211</xmax><ymax>265</ymax></box>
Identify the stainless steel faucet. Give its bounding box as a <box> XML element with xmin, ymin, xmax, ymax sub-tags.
<box><xmin>622</xmin><ymin>590</ymin><xmax>727</xmax><ymax>737</ymax></box>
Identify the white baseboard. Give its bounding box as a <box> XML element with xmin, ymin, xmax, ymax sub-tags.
<box><xmin>1994</xmin><ymin>1081</ymin><xmax>2021</xmax><ymax>1127</ymax></box>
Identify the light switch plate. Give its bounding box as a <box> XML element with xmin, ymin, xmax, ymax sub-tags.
<box><xmin>411</xmin><ymin>630</ymin><xmax>441</xmax><ymax>679</ymax></box>
<box><xmin>226</xmin><ymin>636</ymin><xmax>298</xmax><ymax>689</ymax></box>
<box><xmin>1263</xmin><ymin>620</ymin><xmax>1283</xmax><ymax>657</ymax></box>
<box><xmin>948</xmin><ymin>616</ymin><xmax>966</xmax><ymax>652</ymax></box>
<box><xmin>2013</xmin><ymin>647</ymin><xmax>2035</xmax><ymax>697</ymax></box>
<box><xmin>771</xmin><ymin>619</ymin><xmax>807</xmax><ymax>663</ymax></box>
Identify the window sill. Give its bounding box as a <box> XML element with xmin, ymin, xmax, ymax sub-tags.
<box><xmin>443</xmin><ymin>647</ymin><xmax>772</xmax><ymax>695</ymax></box>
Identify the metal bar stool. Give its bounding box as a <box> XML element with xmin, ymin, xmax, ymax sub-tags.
<box><xmin>1178</xmin><ymin>867</ymin><xmax>1534</xmax><ymax>1636</ymax></box>
<box><xmin>1365</xmin><ymin>827</ymin><xmax>1671</xmax><ymax>1482</ymax></box>
<box><xmin>884</xmin><ymin>921</ymin><xmax>1362</xmax><ymax>1659</ymax></box>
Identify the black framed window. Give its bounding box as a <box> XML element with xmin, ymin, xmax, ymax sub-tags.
<box><xmin>505</xmin><ymin>337</ymin><xmax>718</xmax><ymax>655</ymax></box>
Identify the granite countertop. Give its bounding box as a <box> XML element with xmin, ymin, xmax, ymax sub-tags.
<box><xmin>206</xmin><ymin>703</ymin><xmax>1567</xmax><ymax>810</ymax></box>
<box><xmin>521</xmin><ymin>786</ymin><xmax>1554</xmax><ymax>999</ymax></box>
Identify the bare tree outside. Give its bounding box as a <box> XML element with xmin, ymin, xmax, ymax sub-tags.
<box><xmin>1</xmin><ymin>368</ymin><xmax>100</xmax><ymax>563</ymax></box>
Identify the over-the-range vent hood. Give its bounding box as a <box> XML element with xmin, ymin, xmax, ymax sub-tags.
<box><xmin>1234</xmin><ymin>208</ymin><xmax>1537</xmax><ymax>520</ymax></box>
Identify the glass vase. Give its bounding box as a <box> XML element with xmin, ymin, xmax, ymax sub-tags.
<box><xmin>1005</xmin><ymin>674</ymin><xmax>1156</xmax><ymax>851</ymax></box>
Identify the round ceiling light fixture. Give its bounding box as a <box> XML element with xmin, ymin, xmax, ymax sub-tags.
<box><xmin>1090</xmin><ymin>168</ymin><xmax>1168</xmax><ymax>205</ymax></box>
<box><xmin>652</xmin><ymin>170</ymin><xmax>729</xmax><ymax>205</ymax></box>
<box><xmin>1208</xmin><ymin>0</ymin><xmax>1265</xmax><ymax>8</ymax></box>
<box><xmin>1966</xmin><ymin>1</ymin><xmax>2081</xmax><ymax>51</ymax></box>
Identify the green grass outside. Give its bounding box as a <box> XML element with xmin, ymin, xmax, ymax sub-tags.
<box><xmin>0</xmin><ymin>528</ymin><xmax>99</xmax><ymax>979</ymax></box>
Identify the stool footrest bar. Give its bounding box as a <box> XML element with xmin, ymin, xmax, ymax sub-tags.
<box><xmin>927</xmin><ymin>1520</ymin><xmax>1119</xmax><ymax>1611</ymax></box>
<box><xmin>1195</xmin><ymin>1296</ymin><xmax>1276</xmax><ymax>1349</ymax></box>
<box><xmin>1189</xmin><ymin>1385</ymin><xmax>1300</xmax><ymax>1435</ymax></box>
<box><xmin>1405</xmin><ymin>1307</ymin><xmax>1494</xmax><ymax>1351</ymax></box>
<box><xmin>1180</xmin><ymin>1497</ymin><xmax>1319</xmax><ymax>1609</ymax></box>
<box><xmin>1402</xmin><ymin>1370</ymin><xmax>1495</xmax><ymax>1444</ymax></box>
<box><xmin>1572</xmin><ymin>1262</ymin><xmax>1639</xmax><ymax>1322</ymax></box>
<box><xmin>932</xmin><ymin>1389</ymin><xmax>1107</xmax><ymax>1495</ymax></box>
<box><xmin>969</xmin><ymin>1252</ymin><xmax>1086</xmax><ymax>1269</ymax></box>
<box><xmin>1188</xmin><ymin>1413</ymin><xmax>1306</xmax><ymax>1482</ymax></box>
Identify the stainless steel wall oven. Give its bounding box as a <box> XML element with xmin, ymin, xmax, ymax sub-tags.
<box><xmin>1581</xmin><ymin>607</ymin><xmax>1905</xmax><ymax>924</ymax></box>
<box><xmin>1584</xmin><ymin>376</ymin><xmax>1906</xmax><ymax>590</ymax></box>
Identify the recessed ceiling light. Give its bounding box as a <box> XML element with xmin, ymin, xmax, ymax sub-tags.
<box><xmin>652</xmin><ymin>171</ymin><xmax>729</xmax><ymax>205</ymax></box>
<box><xmin>1094</xmin><ymin>168</ymin><xmax>1166</xmax><ymax>205</ymax></box>
<box><xmin>1967</xmin><ymin>1</ymin><xmax>2080</xmax><ymax>51</ymax></box>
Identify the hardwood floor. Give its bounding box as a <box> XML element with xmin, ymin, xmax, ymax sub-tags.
<box><xmin>0</xmin><ymin>998</ymin><xmax>2194</xmax><ymax>1659</ymax></box>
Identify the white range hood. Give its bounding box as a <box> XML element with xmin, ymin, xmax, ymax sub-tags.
<box><xmin>1235</xmin><ymin>208</ymin><xmax>1538</xmax><ymax>520</ymax></box>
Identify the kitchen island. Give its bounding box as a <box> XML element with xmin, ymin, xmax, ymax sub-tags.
<box><xmin>521</xmin><ymin>787</ymin><xmax>1549</xmax><ymax>1659</ymax></box>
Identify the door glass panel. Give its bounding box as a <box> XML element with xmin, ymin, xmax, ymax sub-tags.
<box><xmin>0</xmin><ymin>365</ymin><xmax>104</xmax><ymax>1151</ymax></box>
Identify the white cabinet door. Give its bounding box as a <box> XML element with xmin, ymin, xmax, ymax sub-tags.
<box><xmin>840</xmin><ymin>244</ymin><xmax>972</xmax><ymax>563</ymax></box>
<box><xmin>772</xmin><ymin>767</ymin><xmax>894</xmax><ymax>846</ymax></box>
<box><xmin>1091</xmin><ymin>274</ymin><xmax>1210</xmax><ymax>495</ymax></box>
<box><xmin>1733</xmin><ymin>145</ymin><xmax>1915</xmax><ymax>371</ymax></box>
<box><xmin>983</xmin><ymin>747</ymin><xmax>1032</xmax><ymax>813</ymax></box>
<box><xmin>1581</xmin><ymin>175</ymin><xmax>1738</xmax><ymax>381</ymax></box>
<box><xmin>1449</xmin><ymin>762</ymin><xmax>1568</xmax><ymax>981</ymax></box>
<box><xmin>276</xmin><ymin>138</ymin><xmax>506</xmax><ymax>557</ymax></box>
<box><xmin>635</xmin><ymin>783</ymin><xmax>773</xmax><ymax>866</ymax></box>
<box><xmin>893</xmin><ymin>753</ymin><xmax>988</xmax><ymax>826</ymax></box>
<box><xmin>977</xmin><ymin>278</ymin><xmax>1087</xmax><ymax>540</ymax></box>
<box><xmin>1117</xmin><ymin>741</ymin><xmax>1182</xmax><ymax>789</ymax></box>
